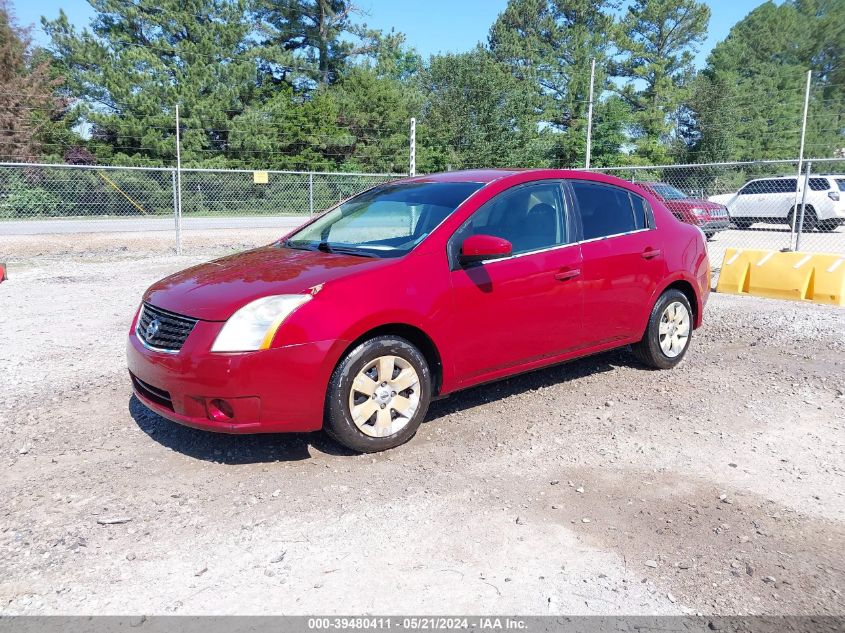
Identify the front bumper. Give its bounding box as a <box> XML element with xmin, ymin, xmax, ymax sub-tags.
<box><xmin>698</xmin><ymin>218</ymin><xmax>731</xmax><ymax>233</ymax></box>
<box><xmin>127</xmin><ymin>318</ymin><xmax>343</xmax><ymax>434</ymax></box>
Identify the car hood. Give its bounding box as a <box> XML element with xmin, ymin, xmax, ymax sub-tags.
<box><xmin>707</xmin><ymin>193</ymin><xmax>735</xmax><ymax>205</ymax></box>
<box><xmin>144</xmin><ymin>244</ymin><xmax>386</xmax><ymax>320</ymax></box>
<box><xmin>664</xmin><ymin>198</ymin><xmax>726</xmax><ymax>210</ymax></box>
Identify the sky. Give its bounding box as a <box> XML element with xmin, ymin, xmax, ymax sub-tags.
<box><xmin>12</xmin><ymin>0</ymin><xmax>766</xmax><ymax>69</ymax></box>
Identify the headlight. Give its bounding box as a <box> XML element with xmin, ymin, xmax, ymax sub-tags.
<box><xmin>211</xmin><ymin>295</ymin><xmax>311</xmax><ymax>352</ymax></box>
<box><xmin>690</xmin><ymin>207</ymin><xmax>707</xmax><ymax>216</ymax></box>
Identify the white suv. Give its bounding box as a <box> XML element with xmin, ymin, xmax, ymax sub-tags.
<box><xmin>708</xmin><ymin>175</ymin><xmax>845</xmax><ymax>231</ymax></box>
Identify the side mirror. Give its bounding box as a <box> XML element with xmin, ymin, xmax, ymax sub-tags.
<box><xmin>460</xmin><ymin>234</ymin><xmax>512</xmax><ymax>265</ymax></box>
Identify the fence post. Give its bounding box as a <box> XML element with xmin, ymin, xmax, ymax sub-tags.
<box><xmin>174</xmin><ymin>104</ymin><xmax>183</xmax><ymax>255</ymax></box>
<box><xmin>585</xmin><ymin>58</ymin><xmax>596</xmax><ymax>169</ymax></box>
<box><xmin>170</xmin><ymin>168</ymin><xmax>178</xmax><ymax>230</ymax></box>
<box><xmin>789</xmin><ymin>70</ymin><xmax>812</xmax><ymax>250</ymax></box>
<box><xmin>309</xmin><ymin>172</ymin><xmax>314</xmax><ymax>216</ymax></box>
<box><xmin>795</xmin><ymin>161</ymin><xmax>812</xmax><ymax>252</ymax></box>
<box><xmin>409</xmin><ymin>117</ymin><xmax>416</xmax><ymax>177</ymax></box>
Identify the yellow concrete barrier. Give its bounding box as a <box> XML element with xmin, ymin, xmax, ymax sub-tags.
<box><xmin>717</xmin><ymin>248</ymin><xmax>845</xmax><ymax>306</ymax></box>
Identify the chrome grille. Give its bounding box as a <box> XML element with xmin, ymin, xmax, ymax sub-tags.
<box><xmin>136</xmin><ymin>303</ymin><xmax>197</xmax><ymax>352</ymax></box>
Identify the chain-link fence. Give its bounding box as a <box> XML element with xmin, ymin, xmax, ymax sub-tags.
<box><xmin>3</xmin><ymin>159</ymin><xmax>844</xmax><ymax>270</ymax></box>
<box><xmin>591</xmin><ymin>158</ymin><xmax>845</xmax><ymax>274</ymax></box>
<box><xmin>0</xmin><ymin>162</ymin><xmax>401</xmax><ymax>257</ymax></box>
<box><xmin>0</xmin><ymin>163</ymin><xmax>399</xmax><ymax>220</ymax></box>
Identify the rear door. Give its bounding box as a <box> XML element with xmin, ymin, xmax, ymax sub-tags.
<box><xmin>568</xmin><ymin>181</ymin><xmax>666</xmax><ymax>345</ymax></box>
<box><xmin>447</xmin><ymin>181</ymin><xmax>584</xmax><ymax>382</ymax></box>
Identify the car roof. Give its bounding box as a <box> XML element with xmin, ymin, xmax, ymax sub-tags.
<box><xmin>403</xmin><ymin>168</ymin><xmax>526</xmax><ymax>184</ymax></box>
<box><xmin>399</xmin><ymin>168</ymin><xmax>634</xmax><ymax>187</ymax></box>
<box><xmin>749</xmin><ymin>174</ymin><xmax>844</xmax><ymax>180</ymax></box>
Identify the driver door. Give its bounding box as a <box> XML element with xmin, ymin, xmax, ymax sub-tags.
<box><xmin>446</xmin><ymin>181</ymin><xmax>584</xmax><ymax>385</ymax></box>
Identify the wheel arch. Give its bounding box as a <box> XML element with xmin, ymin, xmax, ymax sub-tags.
<box><xmin>661</xmin><ymin>279</ymin><xmax>700</xmax><ymax>328</ymax></box>
<box><xmin>338</xmin><ymin>323</ymin><xmax>444</xmax><ymax>396</ymax></box>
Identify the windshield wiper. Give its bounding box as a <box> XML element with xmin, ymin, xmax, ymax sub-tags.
<box><xmin>280</xmin><ymin>239</ymin><xmax>312</xmax><ymax>251</ymax></box>
<box><xmin>285</xmin><ymin>240</ymin><xmax>378</xmax><ymax>258</ymax></box>
<box><xmin>326</xmin><ymin>245</ymin><xmax>379</xmax><ymax>258</ymax></box>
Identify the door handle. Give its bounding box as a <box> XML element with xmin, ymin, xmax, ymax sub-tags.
<box><xmin>641</xmin><ymin>248</ymin><xmax>662</xmax><ymax>259</ymax></box>
<box><xmin>555</xmin><ymin>268</ymin><xmax>581</xmax><ymax>281</ymax></box>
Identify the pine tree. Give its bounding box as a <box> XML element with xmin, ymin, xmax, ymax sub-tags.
<box><xmin>613</xmin><ymin>0</ymin><xmax>710</xmax><ymax>164</ymax></box>
<box><xmin>691</xmin><ymin>0</ymin><xmax>844</xmax><ymax>162</ymax></box>
<box><xmin>253</xmin><ymin>0</ymin><xmax>381</xmax><ymax>86</ymax></box>
<box><xmin>42</xmin><ymin>0</ymin><xmax>262</xmax><ymax>166</ymax></box>
<box><xmin>488</xmin><ymin>0</ymin><xmax>625</xmax><ymax>168</ymax></box>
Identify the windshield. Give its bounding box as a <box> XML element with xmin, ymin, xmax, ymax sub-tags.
<box><xmin>283</xmin><ymin>181</ymin><xmax>484</xmax><ymax>258</ymax></box>
<box><xmin>837</xmin><ymin>179</ymin><xmax>845</xmax><ymax>192</ymax></box>
<box><xmin>650</xmin><ymin>183</ymin><xmax>689</xmax><ymax>200</ymax></box>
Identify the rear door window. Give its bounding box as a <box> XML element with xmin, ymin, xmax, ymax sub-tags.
<box><xmin>808</xmin><ymin>178</ymin><xmax>830</xmax><ymax>191</ymax></box>
<box><xmin>772</xmin><ymin>179</ymin><xmax>797</xmax><ymax>193</ymax></box>
<box><xmin>570</xmin><ymin>181</ymin><xmax>639</xmax><ymax>240</ymax></box>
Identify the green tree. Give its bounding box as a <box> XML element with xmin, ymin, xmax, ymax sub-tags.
<box><xmin>253</xmin><ymin>0</ymin><xmax>381</xmax><ymax>86</ymax></box>
<box><xmin>417</xmin><ymin>47</ymin><xmax>542</xmax><ymax>172</ymax></box>
<box><xmin>43</xmin><ymin>0</ymin><xmax>263</xmax><ymax>166</ymax></box>
<box><xmin>489</xmin><ymin>0</ymin><xmax>624</xmax><ymax>167</ymax></box>
<box><xmin>613</xmin><ymin>0</ymin><xmax>710</xmax><ymax>164</ymax></box>
<box><xmin>690</xmin><ymin>0</ymin><xmax>844</xmax><ymax>162</ymax></box>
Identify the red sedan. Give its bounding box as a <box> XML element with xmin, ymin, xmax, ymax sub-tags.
<box><xmin>128</xmin><ymin>169</ymin><xmax>710</xmax><ymax>452</ymax></box>
<box><xmin>638</xmin><ymin>182</ymin><xmax>730</xmax><ymax>240</ymax></box>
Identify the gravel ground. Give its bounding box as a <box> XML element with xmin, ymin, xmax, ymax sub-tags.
<box><xmin>0</xmin><ymin>253</ymin><xmax>844</xmax><ymax>616</ymax></box>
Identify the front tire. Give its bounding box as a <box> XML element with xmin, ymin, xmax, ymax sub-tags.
<box><xmin>325</xmin><ymin>336</ymin><xmax>431</xmax><ymax>452</ymax></box>
<box><xmin>632</xmin><ymin>289</ymin><xmax>693</xmax><ymax>370</ymax></box>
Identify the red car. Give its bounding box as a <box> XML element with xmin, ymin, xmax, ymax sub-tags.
<box><xmin>128</xmin><ymin>169</ymin><xmax>710</xmax><ymax>452</ymax></box>
<box><xmin>638</xmin><ymin>182</ymin><xmax>730</xmax><ymax>240</ymax></box>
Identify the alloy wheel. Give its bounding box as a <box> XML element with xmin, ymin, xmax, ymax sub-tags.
<box><xmin>347</xmin><ymin>355</ymin><xmax>420</xmax><ymax>437</ymax></box>
<box><xmin>658</xmin><ymin>301</ymin><xmax>691</xmax><ymax>358</ymax></box>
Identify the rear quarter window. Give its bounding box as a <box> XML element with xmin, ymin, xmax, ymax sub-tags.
<box><xmin>630</xmin><ymin>194</ymin><xmax>653</xmax><ymax>229</ymax></box>
<box><xmin>808</xmin><ymin>178</ymin><xmax>831</xmax><ymax>191</ymax></box>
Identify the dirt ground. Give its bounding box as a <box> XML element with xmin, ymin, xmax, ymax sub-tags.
<box><xmin>1</xmin><ymin>247</ymin><xmax>844</xmax><ymax>616</ymax></box>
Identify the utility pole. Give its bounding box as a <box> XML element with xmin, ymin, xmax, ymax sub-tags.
<box><xmin>795</xmin><ymin>162</ymin><xmax>812</xmax><ymax>252</ymax></box>
<box><xmin>789</xmin><ymin>70</ymin><xmax>812</xmax><ymax>250</ymax></box>
<box><xmin>409</xmin><ymin>117</ymin><xmax>416</xmax><ymax>177</ymax></box>
<box><xmin>174</xmin><ymin>104</ymin><xmax>183</xmax><ymax>256</ymax></box>
<box><xmin>585</xmin><ymin>58</ymin><xmax>596</xmax><ymax>169</ymax></box>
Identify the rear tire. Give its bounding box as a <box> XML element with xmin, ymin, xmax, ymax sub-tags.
<box><xmin>791</xmin><ymin>206</ymin><xmax>818</xmax><ymax>232</ymax></box>
<box><xmin>632</xmin><ymin>289</ymin><xmax>693</xmax><ymax>370</ymax></box>
<box><xmin>324</xmin><ymin>335</ymin><xmax>431</xmax><ymax>453</ymax></box>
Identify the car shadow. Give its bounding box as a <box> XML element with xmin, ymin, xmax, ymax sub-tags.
<box><xmin>425</xmin><ymin>347</ymin><xmax>636</xmax><ymax>422</ymax></box>
<box><xmin>129</xmin><ymin>395</ymin><xmax>357</xmax><ymax>464</ymax></box>
<box><xmin>129</xmin><ymin>347</ymin><xmax>642</xmax><ymax>464</ymax></box>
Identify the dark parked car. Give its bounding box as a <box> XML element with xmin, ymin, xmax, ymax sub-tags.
<box><xmin>128</xmin><ymin>169</ymin><xmax>710</xmax><ymax>452</ymax></box>
<box><xmin>639</xmin><ymin>182</ymin><xmax>730</xmax><ymax>239</ymax></box>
